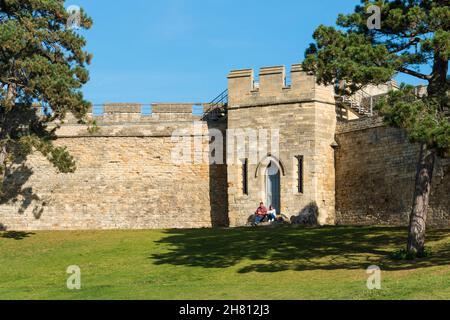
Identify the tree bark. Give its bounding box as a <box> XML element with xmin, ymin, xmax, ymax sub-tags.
<box><xmin>407</xmin><ymin>52</ymin><xmax>448</xmax><ymax>256</ymax></box>
<box><xmin>0</xmin><ymin>142</ymin><xmax>8</xmax><ymax>195</ymax></box>
<box><xmin>407</xmin><ymin>143</ymin><xmax>436</xmax><ymax>255</ymax></box>
<box><xmin>0</xmin><ymin>83</ymin><xmax>16</xmax><ymax>190</ymax></box>
<box><xmin>428</xmin><ymin>55</ymin><xmax>449</xmax><ymax>113</ymax></box>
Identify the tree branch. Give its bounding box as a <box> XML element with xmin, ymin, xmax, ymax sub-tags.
<box><xmin>398</xmin><ymin>67</ymin><xmax>431</xmax><ymax>80</ymax></box>
<box><xmin>388</xmin><ymin>37</ymin><xmax>421</xmax><ymax>54</ymax></box>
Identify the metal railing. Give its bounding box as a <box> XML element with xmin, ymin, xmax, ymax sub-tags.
<box><xmin>202</xmin><ymin>89</ymin><xmax>228</xmax><ymax>121</ymax></box>
<box><xmin>337</xmin><ymin>88</ymin><xmax>376</xmax><ymax>118</ymax></box>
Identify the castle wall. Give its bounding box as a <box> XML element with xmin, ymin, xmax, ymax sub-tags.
<box><xmin>227</xmin><ymin>65</ymin><xmax>337</xmax><ymax>226</ymax></box>
<box><xmin>0</xmin><ymin>104</ymin><xmax>228</xmax><ymax>231</ymax></box>
<box><xmin>2</xmin><ymin>68</ymin><xmax>447</xmax><ymax>232</ymax></box>
<box><xmin>335</xmin><ymin>118</ymin><xmax>450</xmax><ymax>228</ymax></box>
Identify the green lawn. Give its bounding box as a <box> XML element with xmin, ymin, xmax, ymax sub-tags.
<box><xmin>1</xmin><ymin>226</ymin><xmax>450</xmax><ymax>300</ymax></box>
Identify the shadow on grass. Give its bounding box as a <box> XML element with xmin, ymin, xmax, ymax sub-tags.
<box><xmin>150</xmin><ymin>226</ymin><xmax>450</xmax><ymax>273</ymax></box>
<box><xmin>1</xmin><ymin>231</ymin><xmax>35</xmax><ymax>240</ymax></box>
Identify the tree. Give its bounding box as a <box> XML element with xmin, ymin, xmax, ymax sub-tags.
<box><xmin>303</xmin><ymin>0</ymin><xmax>449</xmax><ymax>256</ymax></box>
<box><xmin>0</xmin><ymin>0</ymin><xmax>92</xmax><ymax>196</ymax></box>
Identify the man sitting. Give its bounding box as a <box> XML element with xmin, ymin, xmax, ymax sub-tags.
<box><xmin>254</xmin><ymin>202</ymin><xmax>268</xmax><ymax>225</ymax></box>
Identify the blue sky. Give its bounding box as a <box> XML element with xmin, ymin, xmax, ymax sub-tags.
<box><xmin>73</xmin><ymin>0</ymin><xmax>425</xmax><ymax>105</ymax></box>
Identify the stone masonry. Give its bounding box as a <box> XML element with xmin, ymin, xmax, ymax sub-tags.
<box><xmin>0</xmin><ymin>104</ymin><xmax>228</xmax><ymax>230</ymax></box>
<box><xmin>335</xmin><ymin>117</ymin><xmax>450</xmax><ymax>227</ymax></box>
<box><xmin>226</xmin><ymin>65</ymin><xmax>337</xmax><ymax>226</ymax></box>
<box><xmin>0</xmin><ymin>64</ymin><xmax>448</xmax><ymax>231</ymax></box>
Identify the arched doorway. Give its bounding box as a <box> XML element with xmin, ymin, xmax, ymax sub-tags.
<box><xmin>266</xmin><ymin>161</ymin><xmax>281</xmax><ymax>213</ymax></box>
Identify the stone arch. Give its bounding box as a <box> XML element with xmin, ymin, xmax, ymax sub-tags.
<box><xmin>255</xmin><ymin>154</ymin><xmax>286</xmax><ymax>178</ymax></box>
<box><xmin>254</xmin><ymin>155</ymin><xmax>285</xmax><ymax>213</ymax></box>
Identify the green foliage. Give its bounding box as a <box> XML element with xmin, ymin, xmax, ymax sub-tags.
<box><xmin>390</xmin><ymin>247</ymin><xmax>433</xmax><ymax>260</ymax></box>
<box><xmin>0</xmin><ymin>0</ymin><xmax>92</xmax><ymax>189</ymax></box>
<box><xmin>304</xmin><ymin>25</ymin><xmax>397</xmax><ymax>93</ymax></box>
<box><xmin>19</xmin><ymin>134</ymin><xmax>76</xmax><ymax>173</ymax></box>
<box><xmin>303</xmin><ymin>0</ymin><xmax>449</xmax><ymax>154</ymax></box>
<box><xmin>48</xmin><ymin>146</ymin><xmax>76</xmax><ymax>173</ymax></box>
<box><xmin>87</xmin><ymin>120</ymin><xmax>100</xmax><ymax>135</ymax></box>
<box><xmin>303</xmin><ymin>0</ymin><xmax>449</xmax><ymax>88</ymax></box>
<box><xmin>376</xmin><ymin>84</ymin><xmax>450</xmax><ymax>155</ymax></box>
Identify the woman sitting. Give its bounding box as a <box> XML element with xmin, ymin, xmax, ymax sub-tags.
<box><xmin>267</xmin><ymin>205</ymin><xmax>277</xmax><ymax>222</ymax></box>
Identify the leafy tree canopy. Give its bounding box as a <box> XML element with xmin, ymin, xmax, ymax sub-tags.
<box><xmin>303</xmin><ymin>0</ymin><xmax>449</xmax><ymax>155</ymax></box>
<box><xmin>304</xmin><ymin>0</ymin><xmax>449</xmax><ymax>91</ymax></box>
<box><xmin>303</xmin><ymin>0</ymin><xmax>449</xmax><ymax>255</ymax></box>
<box><xmin>0</xmin><ymin>0</ymin><xmax>92</xmax><ymax>191</ymax></box>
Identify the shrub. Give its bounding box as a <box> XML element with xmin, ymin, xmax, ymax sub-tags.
<box><xmin>390</xmin><ymin>248</ymin><xmax>433</xmax><ymax>261</ymax></box>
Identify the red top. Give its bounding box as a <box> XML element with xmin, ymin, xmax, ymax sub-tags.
<box><xmin>256</xmin><ymin>206</ymin><xmax>268</xmax><ymax>217</ymax></box>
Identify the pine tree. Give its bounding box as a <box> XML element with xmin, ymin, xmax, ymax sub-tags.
<box><xmin>0</xmin><ymin>0</ymin><xmax>92</xmax><ymax>195</ymax></box>
<box><xmin>303</xmin><ymin>0</ymin><xmax>449</xmax><ymax>256</ymax></box>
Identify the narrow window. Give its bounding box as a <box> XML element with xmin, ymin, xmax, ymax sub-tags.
<box><xmin>296</xmin><ymin>156</ymin><xmax>304</xmax><ymax>194</ymax></box>
<box><xmin>242</xmin><ymin>159</ymin><xmax>248</xmax><ymax>195</ymax></box>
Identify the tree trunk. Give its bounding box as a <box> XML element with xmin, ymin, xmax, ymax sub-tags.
<box><xmin>0</xmin><ymin>84</ymin><xmax>16</xmax><ymax>190</ymax></box>
<box><xmin>0</xmin><ymin>143</ymin><xmax>8</xmax><ymax>194</ymax></box>
<box><xmin>428</xmin><ymin>55</ymin><xmax>449</xmax><ymax>113</ymax></box>
<box><xmin>407</xmin><ymin>51</ymin><xmax>448</xmax><ymax>256</ymax></box>
<box><xmin>407</xmin><ymin>143</ymin><xmax>436</xmax><ymax>256</ymax></box>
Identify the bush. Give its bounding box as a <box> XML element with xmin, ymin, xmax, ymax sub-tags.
<box><xmin>390</xmin><ymin>248</ymin><xmax>433</xmax><ymax>261</ymax></box>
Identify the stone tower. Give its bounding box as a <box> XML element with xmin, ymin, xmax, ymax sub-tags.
<box><xmin>226</xmin><ymin>64</ymin><xmax>337</xmax><ymax>226</ymax></box>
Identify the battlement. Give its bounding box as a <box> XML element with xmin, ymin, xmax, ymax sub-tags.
<box><xmin>103</xmin><ymin>103</ymin><xmax>142</xmax><ymax>114</ymax></box>
<box><xmin>56</xmin><ymin>102</ymin><xmax>214</xmax><ymax>138</ymax></box>
<box><xmin>64</xmin><ymin>102</ymin><xmax>211</xmax><ymax>124</ymax></box>
<box><xmin>227</xmin><ymin>64</ymin><xmax>334</xmax><ymax>107</ymax></box>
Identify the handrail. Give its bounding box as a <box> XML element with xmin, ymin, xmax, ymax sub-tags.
<box><xmin>202</xmin><ymin>89</ymin><xmax>228</xmax><ymax>121</ymax></box>
<box><xmin>210</xmin><ymin>89</ymin><xmax>228</xmax><ymax>105</ymax></box>
<box><xmin>336</xmin><ymin>86</ymin><xmax>377</xmax><ymax>117</ymax></box>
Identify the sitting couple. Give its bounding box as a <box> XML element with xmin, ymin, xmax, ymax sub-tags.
<box><xmin>254</xmin><ymin>202</ymin><xmax>279</xmax><ymax>225</ymax></box>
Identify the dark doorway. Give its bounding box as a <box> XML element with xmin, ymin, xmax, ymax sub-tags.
<box><xmin>266</xmin><ymin>161</ymin><xmax>281</xmax><ymax>213</ymax></box>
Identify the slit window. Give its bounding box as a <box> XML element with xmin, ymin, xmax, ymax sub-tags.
<box><xmin>242</xmin><ymin>159</ymin><xmax>248</xmax><ymax>195</ymax></box>
<box><xmin>296</xmin><ymin>156</ymin><xmax>304</xmax><ymax>194</ymax></box>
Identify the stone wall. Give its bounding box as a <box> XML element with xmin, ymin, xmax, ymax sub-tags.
<box><xmin>1</xmin><ymin>73</ymin><xmax>448</xmax><ymax>231</ymax></box>
<box><xmin>226</xmin><ymin>65</ymin><xmax>337</xmax><ymax>226</ymax></box>
<box><xmin>335</xmin><ymin>118</ymin><xmax>450</xmax><ymax>228</ymax></box>
<box><xmin>0</xmin><ymin>104</ymin><xmax>229</xmax><ymax>231</ymax></box>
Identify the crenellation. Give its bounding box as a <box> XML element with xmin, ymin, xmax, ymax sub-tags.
<box><xmin>104</xmin><ymin>103</ymin><xmax>142</xmax><ymax>114</ymax></box>
<box><xmin>228</xmin><ymin>64</ymin><xmax>335</xmax><ymax>107</ymax></box>
<box><xmin>226</xmin><ymin>64</ymin><xmax>337</xmax><ymax>226</ymax></box>
<box><xmin>290</xmin><ymin>63</ymin><xmax>315</xmax><ymax>93</ymax></box>
<box><xmin>259</xmin><ymin>66</ymin><xmax>287</xmax><ymax>95</ymax></box>
<box><xmin>152</xmin><ymin>103</ymin><xmax>198</xmax><ymax>114</ymax></box>
<box><xmin>78</xmin><ymin>102</ymin><xmax>207</xmax><ymax>124</ymax></box>
<box><xmin>1</xmin><ymin>63</ymin><xmax>448</xmax><ymax>232</ymax></box>
<box><xmin>227</xmin><ymin>69</ymin><xmax>254</xmax><ymax>106</ymax></box>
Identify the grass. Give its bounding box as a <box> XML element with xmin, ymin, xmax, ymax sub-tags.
<box><xmin>1</xmin><ymin>226</ymin><xmax>450</xmax><ymax>300</ymax></box>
